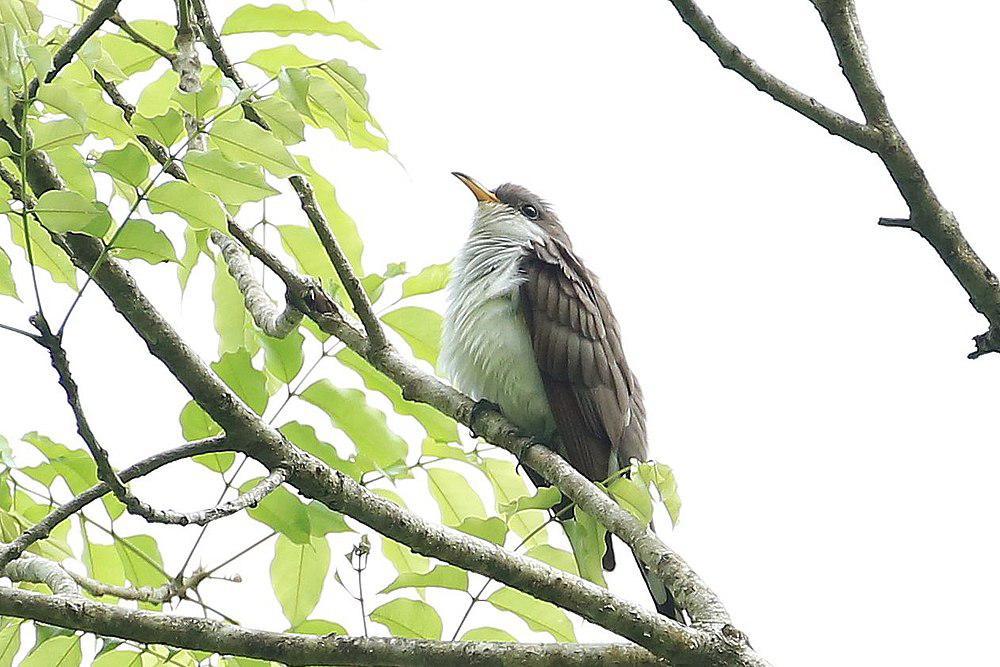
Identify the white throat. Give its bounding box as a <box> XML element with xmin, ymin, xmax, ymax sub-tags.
<box><xmin>440</xmin><ymin>203</ymin><xmax>556</xmax><ymax>438</ymax></box>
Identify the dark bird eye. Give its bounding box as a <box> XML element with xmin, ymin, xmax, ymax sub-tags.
<box><xmin>521</xmin><ymin>204</ymin><xmax>539</xmax><ymax>219</ymax></box>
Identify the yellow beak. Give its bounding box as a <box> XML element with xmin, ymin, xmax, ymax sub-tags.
<box><xmin>452</xmin><ymin>172</ymin><xmax>499</xmax><ymax>204</ymax></box>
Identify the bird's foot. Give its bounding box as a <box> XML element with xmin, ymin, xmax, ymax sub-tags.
<box><xmin>514</xmin><ymin>436</ymin><xmax>544</xmax><ymax>476</ymax></box>
<box><xmin>469</xmin><ymin>399</ymin><xmax>501</xmax><ymax>439</ymax></box>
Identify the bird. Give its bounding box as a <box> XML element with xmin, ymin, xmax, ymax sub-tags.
<box><xmin>440</xmin><ymin>172</ymin><xmax>679</xmax><ymax>621</ymax></box>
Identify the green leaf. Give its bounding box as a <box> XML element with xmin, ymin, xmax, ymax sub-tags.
<box><xmin>306</xmin><ymin>501</ymin><xmax>351</xmax><ymax>535</ymax></box>
<box><xmin>402</xmin><ymin>263</ymin><xmax>450</xmax><ymax>298</ymax></box>
<box><xmin>0</xmin><ymin>245</ymin><xmax>17</xmax><ymax>300</ymax></box>
<box><xmin>240</xmin><ymin>479</ymin><xmax>311</xmax><ymax>544</ymax></box>
<box><xmin>460</xmin><ymin>627</ymin><xmax>517</xmax><ymax>642</ymax></box>
<box><xmin>133</xmin><ymin>109</ymin><xmax>184</xmax><ymax>147</ymax></box>
<box><xmin>179</xmin><ymin>400</ymin><xmax>222</xmax><ymax>440</ymax></box>
<box><xmin>115</xmin><ymin>534</ymin><xmax>165</xmax><ymax>589</ymax></box>
<box><xmin>180</xmin><ymin>398</ymin><xmax>231</xmax><ymax>473</ymax></box>
<box><xmin>147</xmin><ymin>181</ymin><xmax>226</xmax><ymax>232</ymax></box>
<box><xmin>563</xmin><ymin>508</ymin><xmax>607</xmax><ymax>587</ymax></box>
<box><xmin>94</xmin><ymin>144</ymin><xmax>150</xmax><ymax>188</ymax></box>
<box><xmin>7</xmin><ymin>215</ymin><xmax>78</xmax><ymax>288</ymax></box>
<box><xmin>300</xmin><ymin>380</ymin><xmax>407</xmax><ymax>472</ymax></box>
<box><xmin>277</xmin><ymin>224</ymin><xmax>337</xmax><ymax>288</ymax></box>
<box><xmin>30</xmin><ymin>118</ymin><xmax>91</xmax><ymax>152</ymax></box>
<box><xmin>0</xmin><ymin>621</ymin><xmax>20</xmax><ymax>667</ymax></box>
<box><xmin>25</xmin><ymin>44</ymin><xmax>52</xmax><ymax>81</ymax></box>
<box><xmin>177</xmin><ymin>226</ymin><xmax>210</xmax><ymax>289</ymax></box>
<box><xmin>337</xmin><ymin>349</ymin><xmax>458</xmax><ymax>443</ymax></box>
<box><xmin>455</xmin><ymin>516</ymin><xmax>508</xmax><ymax>545</ymax></box>
<box><xmin>421</xmin><ymin>438</ymin><xmax>475</xmax><ymax>464</ymax></box>
<box><xmin>33</xmin><ymin>190</ymin><xmax>110</xmax><ymax>236</ymax></box>
<box><xmin>83</xmin><ymin>538</ymin><xmax>126</xmax><ymax>599</ymax></box>
<box><xmin>292</xmin><ymin>619</ymin><xmax>346</xmax><ymax>636</ymax></box>
<box><xmin>270</xmin><ymin>533</ymin><xmax>329</xmax><ymax>626</ymax></box>
<box><xmin>481</xmin><ymin>458</ymin><xmax>547</xmax><ymax>546</ymax></box>
<box><xmin>136</xmin><ymin>69</ymin><xmax>180</xmax><ymax>117</ymax></box>
<box><xmin>184</xmin><ymin>149</ymin><xmax>280</xmax><ymax>208</ymax></box>
<box><xmin>47</xmin><ymin>145</ymin><xmax>96</xmax><ymax>200</ymax></box>
<box><xmin>212</xmin><ymin>252</ymin><xmax>250</xmax><ymax>355</ymax></box>
<box><xmin>525</xmin><ymin>545</ymin><xmax>578</xmax><ymax>576</ymax></box>
<box><xmin>22</xmin><ymin>636</ymin><xmax>81</xmax><ymax>667</ymax></box>
<box><xmin>379</xmin><ymin>565</ymin><xmax>468</xmax><ymax>595</ymax></box>
<box><xmin>279</xmin><ymin>421</ymin><xmax>361</xmax><ymax>481</ymax></box>
<box><xmin>259</xmin><ymin>329</ymin><xmax>304</xmax><ymax>384</ymax></box>
<box><xmin>608</xmin><ymin>476</ymin><xmax>653</xmax><ymax>525</ymax></box>
<box><xmin>210</xmin><ymin>119</ymin><xmax>303</xmax><ymax>178</ymax></box>
<box><xmin>221</xmin><ymin>5</ymin><xmax>377</xmax><ymax>47</ymax></box>
<box><xmin>298</xmin><ymin>156</ymin><xmax>363</xmax><ymax>272</ymax></box>
<box><xmin>501</xmin><ymin>486</ymin><xmax>561</xmax><ymax>516</ymax></box>
<box><xmin>381</xmin><ymin>307</ymin><xmax>442</xmax><ymax>366</ymax></box>
<box><xmin>253</xmin><ymin>96</ymin><xmax>305</xmax><ymax>145</ymax></box>
<box><xmin>212</xmin><ymin>349</ymin><xmax>269</xmax><ymax>414</ymax></box>
<box><xmin>638</xmin><ymin>461</ymin><xmax>682</xmax><ymax>526</ymax></box>
<box><xmin>92</xmin><ymin>651</ymin><xmax>146</xmax><ymax>667</ymax></box>
<box><xmin>37</xmin><ymin>82</ymin><xmax>87</xmax><ymax>127</ymax></box>
<box><xmin>98</xmin><ymin>20</ymin><xmax>175</xmax><ymax>76</ymax></box>
<box><xmin>487</xmin><ymin>587</ymin><xmax>576</xmax><ymax>642</ymax></box>
<box><xmin>370</xmin><ymin>599</ymin><xmax>441</xmax><ymax>640</ymax></box>
<box><xmin>111</xmin><ymin>219</ymin><xmax>177</xmax><ymax>264</ymax></box>
<box><xmin>426</xmin><ymin>467</ymin><xmax>486</xmax><ymax>527</ymax></box>
<box><xmin>277</xmin><ymin>68</ymin><xmax>314</xmax><ymax>121</ymax></box>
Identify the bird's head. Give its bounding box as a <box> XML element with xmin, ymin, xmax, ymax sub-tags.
<box><xmin>452</xmin><ymin>172</ymin><xmax>559</xmax><ymax>242</ymax></box>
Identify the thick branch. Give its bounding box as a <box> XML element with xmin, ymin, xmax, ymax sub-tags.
<box><xmin>186</xmin><ymin>0</ymin><xmax>740</xmax><ymax>636</ymax></box>
<box><xmin>0</xmin><ymin>436</ymin><xmax>230</xmax><ymax>568</ymax></box>
<box><xmin>4</xmin><ymin>555</ymin><xmax>77</xmax><ymax>596</ymax></box>
<box><xmin>3</xmin><ymin>12</ymin><xmax>761</xmax><ymax>664</ymax></box>
<box><xmin>0</xmin><ymin>586</ymin><xmax>670</xmax><ymax>666</ymax></box>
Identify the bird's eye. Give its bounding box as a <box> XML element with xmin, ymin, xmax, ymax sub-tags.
<box><xmin>521</xmin><ymin>204</ymin><xmax>539</xmax><ymax>219</ymax></box>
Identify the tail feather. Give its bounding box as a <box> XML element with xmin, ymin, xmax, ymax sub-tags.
<box><xmin>631</xmin><ymin>546</ymin><xmax>682</xmax><ymax>622</ymax></box>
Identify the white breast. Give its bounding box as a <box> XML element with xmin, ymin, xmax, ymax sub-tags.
<box><xmin>440</xmin><ymin>205</ymin><xmax>557</xmax><ymax>439</ymax></box>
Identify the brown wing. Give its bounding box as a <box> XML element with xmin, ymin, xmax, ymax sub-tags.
<box><xmin>520</xmin><ymin>237</ymin><xmax>647</xmax><ymax>483</ymax></box>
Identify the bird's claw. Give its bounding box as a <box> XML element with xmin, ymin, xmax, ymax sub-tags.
<box><xmin>514</xmin><ymin>436</ymin><xmax>544</xmax><ymax>476</ymax></box>
<box><xmin>469</xmin><ymin>399</ymin><xmax>501</xmax><ymax>439</ymax></box>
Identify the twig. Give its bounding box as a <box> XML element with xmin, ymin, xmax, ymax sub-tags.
<box><xmin>189</xmin><ymin>0</ymin><xmax>390</xmax><ymax>355</ymax></box>
<box><xmin>0</xmin><ymin>436</ymin><xmax>230</xmax><ymax>568</ymax></box>
<box><xmin>210</xmin><ymin>231</ymin><xmax>303</xmax><ymax>337</ymax></box>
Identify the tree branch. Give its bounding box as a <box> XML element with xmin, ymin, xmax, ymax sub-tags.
<box><xmin>664</xmin><ymin>0</ymin><xmax>880</xmax><ymax>150</ymax></box>
<box><xmin>189</xmin><ymin>0</ymin><xmax>390</xmax><ymax>355</ymax></box>
<box><xmin>0</xmin><ymin>9</ymin><xmax>763</xmax><ymax>664</ymax></box>
<box><xmin>186</xmin><ymin>0</ymin><xmax>741</xmax><ymax>637</ymax></box>
<box><xmin>210</xmin><ymin>231</ymin><xmax>303</xmax><ymax>337</ymax></box>
<box><xmin>4</xmin><ymin>555</ymin><xmax>77</xmax><ymax>596</ymax></box>
<box><xmin>666</xmin><ymin>0</ymin><xmax>1000</xmax><ymax>357</ymax></box>
<box><xmin>0</xmin><ymin>586</ymin><xmax>671</xmax><ymax>666</ymax></box>
<box><xmin>0</xmin><ymin>436</ymin><xmax>230</xmax><ymax>569</ymax></box>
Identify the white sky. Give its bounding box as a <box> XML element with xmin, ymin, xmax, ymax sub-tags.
<box><xmin>3</xmin><ymin>1</ymin><xmax>1000</xmax><ymax>665</ymax></box>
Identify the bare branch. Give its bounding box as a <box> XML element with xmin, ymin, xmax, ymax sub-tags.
<box><xmin>31</xmin><ymin>314</ymin><xmax>287</xmax><ymax>528</ymax></box>
<box><xmin>172</xmin><ymin>0</ymin><xmax>202</xmax><ymax>93</ymax></box>
<box><xmin>4</xmin><ymin>555</ymin><xmax>77</xmax><ymax>596</ymax></box>
<box><xmin>210</xmin><ymin>231</ymin><xmax>303</xmax><ymax>338</ymax></box>
<box><xmin>667</xmin><ymin>0</ymin><xmax>1000</xmax><ymax>357</ymax></box>
<box><xmin>0</xmin><ymin>437</ymin><xmax>230</xmax><ymax>569</ymax></box>
<box><xmin>68</xmin><ymin>567</ymin><xmax>210</xmax><ymax>604</ymax></box>
<box><xmin>0</xmin><ymin>586</ymin><xmax>672</xmax><ymax>666</ymax></box>
<box><xmin>664</xmin><ymin>0</ymin><xmax>880</xmax><ymax>149</ymax></box>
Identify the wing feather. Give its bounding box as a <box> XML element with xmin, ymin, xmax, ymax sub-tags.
<box><xmin>520</xmin><ymin>238</ymin><xmax>647</xmax><ymax>482</ymax></box>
